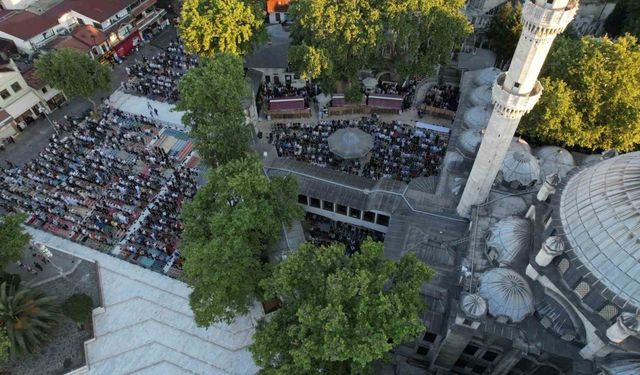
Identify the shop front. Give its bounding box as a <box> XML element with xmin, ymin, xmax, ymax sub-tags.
<box><xmin>5</xmin><ymin>91</ymin><xmax>43</xmax><ymax>126</ymax></box>
<box><xmin>113</xmin><ymin>30</ymin><xmax>142</xmax><ymax>58</ymax></box>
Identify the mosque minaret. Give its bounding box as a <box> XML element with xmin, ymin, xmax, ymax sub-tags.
<box><xmin>457</xmin><ymin>0</ymin><xmax>579</xmax><ymax>218</ymax></box>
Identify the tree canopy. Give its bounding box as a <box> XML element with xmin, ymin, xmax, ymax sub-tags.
<box><xmin>178</xmin><ymin>0</ymin><xmax>265</xmax><ymax>57</ymax></box>
<box><xmin>0</xmin><ymin>213</ymin><xmax>30</xmax><ymax>270</ymax></box>
<box><xmin>604</xmin><ymin>0</ymin><xmax>640</xmax><ymax>38</ymax></box>
<box><xmin>520</xmin><ymin>36</ymin><xmax>640</xmax><ymax>152</ymax></box>
<box><xmin>180</xmin><ymin>156</ymin><xmax>303</xmax><ymax>325</ymax></box>
<box><xmin>62</xmin><ymin>293</ymin><xmax>94</xmax><ymax>324</ymax></box>
<box><xmin>250</xmin><ymin>240</ymin><xmax>434</xmax><ymax>374</ymax></box>
<box><xmin>288</xmin><ymin>0</ymin><xmax>471</xmax><ymax>86</ymax></box>
<box><xmin>0</xmin><ymin>283</ymin><xmax>60</xmax><ymax>358</ymax></box>
<box><xmin>35</xmin><ymin>48</ymin><xmax>111</xmax><ymax>112</ymax></box>
<box><xmin>487</xmin><ymin>2</ymin><xmax>522</xmax><ymax>62</ymax></box>
<box><xmin>176</xmin><ymin>53</ymin><xmax>251</xmax><ymax>166</ymax></box>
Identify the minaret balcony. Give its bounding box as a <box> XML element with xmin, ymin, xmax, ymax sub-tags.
<box><xmin>491</xmin><ymin>73</ymin><xmax>543</xmax><ymax>118</ymax></box>
<box><xmin>522</xmin><ymin>0</ymin><xmax>579</xmax><ymax>33</ymax></box>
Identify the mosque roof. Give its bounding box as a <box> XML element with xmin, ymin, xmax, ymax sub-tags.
<box><xmin>457</xmin><ymin>128</ymin><xmax>484</xmax><ymax>157</ymax></box>
<box><xmin>488</xmin><ymin>194</ymin><xmax>528</xmax><ymax>218</ymax></box>
<box><xmin>461</xmin><ymin>293</ymin><xmax>487</xmax><ymax>318</ymax></box>
<box><xmin>536</xmin><ymin>146</ymin><xmax>575</xmax><ymax>179</ymax></box>
<box><xmin>486</xmin><ymin>216</ymin><xmax>531</xmax><ymax>266</ymax></box>
<box><xmin>509</xmin><ymin>137</ymin><xmax>532</xmax><ymax>154</ymax></box>
<box><xmin>499</xmin><ymin>150</ymin><xmax>541</xmax><ymax>186</ymax></box>
<box><xmin>473</xmin><ymin>67</ymin><xmax>501</xmax><ymax>87</ymax></box>
<box><xmin>478</xmin><ymin>268</ymin><xmax>534</xmax><ymax>323</ymax></box>
<box><xmin>463</xmin><ymin>105</ymin><xmax>491</xmax><ymax>129</ymax></box>
<box><xmin>469</xmin><ymin>85</ymin><xmax>493</xmax><ymax>107</ymax></box>
<box><xmin>558</xmin><ymin>152</ymin><xmax>640</xmax><ymax>309</ymax></box>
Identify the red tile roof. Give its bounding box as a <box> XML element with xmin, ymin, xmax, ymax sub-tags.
<box><xmin>0</xmin><ymin>10</ymin><xmax>59</xmax><ymax>40</ymax></box>
<box><xmin>266</xmin><ymin>0</ymin><xmax>291</xmax><ymax>13</ymax></box>
<box><xmin>71</xmin><ymin>25</ymin><xmax>107</xmax><ymax>46</ymax></box>
<box><xmin>47</xmin><ymin>35</ymin><xmax>91</xmax><ymax>52</ymax></box>
<box><xmin>22</xmin><ymin>68</ymin><xmax>46</xmax><ymax>90</ymax></box>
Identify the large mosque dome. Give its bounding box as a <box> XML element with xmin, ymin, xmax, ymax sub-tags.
<box><xmin>558</xmin><ymin>152</ymin><xmax>640</xmax><ymax>308</ymax></box>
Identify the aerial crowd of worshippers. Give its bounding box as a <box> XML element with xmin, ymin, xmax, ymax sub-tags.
<box><xmin>0</xmin><ymin>29</ymin><xmax>457</xmax><ymax>277</ymax></box>
<box><xmin>269</xmin><ymin>117</ymin><xmax>448</xmax><ymax>182</ymax></box>
<box><xmin>123</xmin><ymin>40</ymin><xmax>199</xmax><ymax>103</ymax></box>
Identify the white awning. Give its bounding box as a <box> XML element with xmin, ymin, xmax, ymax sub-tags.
<box><xmin>5</xmin><ymin>91</ymin><xmax>41</xmax><ymax>118</ymax></box>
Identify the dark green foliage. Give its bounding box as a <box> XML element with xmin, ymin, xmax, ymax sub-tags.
<box><xmin>61</xmin><ymin>293</ymin><xmax>94</xmax><ymax>324</ymax></box>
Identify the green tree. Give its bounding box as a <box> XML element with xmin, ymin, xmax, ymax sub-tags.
<box><xmin>487</xmin><ymin>2</ymin><xmax>523</xmax><ymax>61</ymax></box>
<box><xmin>176</xmin><ymin>53</ymin><xmax>251</xmax><ymax>166</ymax></box>
<box><xmin>381</xmin><ymin>0</ymin><xmax>472</xmax><ymax>77</ymax></box>
<box><xmin>0</xmin><ymin>213</ymin><xmax>30</xmax><ymax>270</ymax></box>
<box><xmin>180</xmin><ymin>156</ymin><xmax>303</xmax><ymax>325</ymax></box>
<box><xmin>521</xmin><ymin>35</ymin><xmax>640</xmax><ymax>152</ymax></box>
<box><xmin>178</xmin><ymin>0</ymin><xmax>265</xmax><ymax>57</ymax></box>
<box><xmin>35</xmin><ymin>48</ymin><xmax>111</xmax><ymax>114</ymax></box>
<box><xmin>288</xmin><ymin>0</ymin><xmax>383</xmax><ymax>86</ymax></box>
<box><xmin>250</xmin><ymin>240</ymin><xmax>434</xmax><ymax>374</ymax></box>
<box><xmin>62</xmin><ymin>293</ymin><xmax>94</xmax><ymax>325</ymax></box>
<box><xmin>288</xmin><ymin>45</ymin><xmax>332</xmax><ymax>81</ymax></box>
<box><xmin>0</xmin><ymin>283</ymin><xmax>61</xmax><ymax>358</ymax></box>
<box><xmin>288</xmin><ymin>0</ymin><xmax>471</xmax><ymax>87</ymax></box>
<box><xmin>0</xmin><ymin>328</ymin><xmax>9</xmax><ymax>364</ymax></box>
<box><xmin>604</xmin><ymin>0</ymin><xmax>640</xmax><ymax>38</ymax></box>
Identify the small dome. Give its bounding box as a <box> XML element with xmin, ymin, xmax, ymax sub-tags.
<box><xmin>458</xmin><ymin>129</ymin><xmax>484</xmax><ymax>157</ymax></box>
<box><xmin>479</xmin><ymin>268</ymin><xmax>534</xmax><ymax>323</ymax></box>
<box><xmin>489</xmin><ymin>195</ymin><xmax>528</xmax><ymax>218</ymax></box>
<box><xmin>474</xmin><ymin>68</ymin><xmax>501</xmax><ymax>87</ymax></box>
<box><xmin>463</xmin><ymin>106</ymin><xmax>491</xmax><ymax>129</ymax></box>
<box><xmin>581</xmin><ymin>154</ymin><xmax>602</xmax><ymax>166</ymax></box>
<box><xmin>461</xmin><ymin>293</ymin><xmax>487</xmax><ymax>318</ymax></box>
<box><xmin>509</xmin><ymin>137</ymin><xmax>532</xmax><ymax>154</ymax></box>
<box><xmin>499</xmin><ymin>150</ymin><xmax>541</xmax><ymax>188</ymax></box>
<box><xmin>469</xmin><ymin>85</ymin><xmax>492</xmax><ymax>107</ymax></box>
<box><xmin>542</xmin><ymin>236</ymin><xmax>565</xmax><ymax>256</ymax></box>
<box><xmin>536</xmin><ymin>146</ymin><xmax>576</xmax><ymax>179</ymax></box>
<box><xmin>486</xmin><ymin>216</ymin><xmax>530</xmax><ymax>266</ymax></box>
<box><xmin>445</xmin><ymin>151</ymin><xmax>465</xmax><ymax>171</ymax></box>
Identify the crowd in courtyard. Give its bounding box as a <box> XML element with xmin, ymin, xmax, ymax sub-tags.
<box><xmin>0</xmin><ymin>105</ymin><xmax>198</xmax><ymax>276</ymax></box>
<box><xmin>124</xmin><ymin>40</ymin><xmax>198</xmax><ymax>103</ymax></box>
<box><xmin>423</xmin><ymin>84</ymin><xmax>460</xmax><ymax>112</ymax></box>
<box><xmin>269</xmin><ymin>117</ymin><xmax>448</xmax><ymax>182</ymax></box>
<box><xmin>305</xmin><ymin>213</ymin><xmax>384</xmax><ymax>255</ymax></box>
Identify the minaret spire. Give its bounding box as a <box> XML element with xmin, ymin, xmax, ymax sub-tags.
<box><xmin>457</xmin><ymin>0</ymin><xmax>578</xmax><ymax>218</ymax></box>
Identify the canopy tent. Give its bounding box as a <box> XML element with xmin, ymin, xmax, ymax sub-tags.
<box><xmin>331</xmin><ymin>94</ymin><xmax>345</xmax><ymax>107</ymax></box>
<box><xmin>416</xmin><ymin>121</ymin><xmax>450</xmax><ymax>135</ymax></box>
<box><xmin>269</xmin><ymin>96</ymin><xmax>305</xmax><ymax>111</ymax></box>
<box><xmin>367</xmin><ymin>94</ymin><xmax>403</xmax><ymax>110</ymax></box>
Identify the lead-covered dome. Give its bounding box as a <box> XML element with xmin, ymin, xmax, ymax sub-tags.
<box><xmin>474</xmin><ymin>68</ymin><xmax>501</xmax><ymax>87</ymax></box>
<box><xmin>498</xmin><ymin>150</ymin><xmax>541</xmax><ymax>189</ymax></box>
<box><xmin>486</xmin><ymin>216</ymin><xmax>531</xmax><ymax>267</ymax></box>
<box><xmin>479</xmin><ymin>268</ymin><xmax>534</xmax><ymax>323</ymax></box>
<box><xmin>469</xmin><ymin>85</ymin><xmax>492</xmax><ymax>107</ymax></box>
<box><xmin>558</xmin><ymin>152</ymin><xmax>640</xmax><ymax>308</ymax></box>
<box><xmin>536</xmin><ymin>146</ymin><xmax>575</xmax><ymax>179</ymax></box>
<box><xmin>463</xmin><ymin>106</ymin><xmax>491</xmax><ymax>129</ymax></box>
<box><xmin>458</xmin><ymin>129</ymin><xmax>484</xmax><ymax>157</ymax></box>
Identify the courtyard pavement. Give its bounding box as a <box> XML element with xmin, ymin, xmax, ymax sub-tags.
<box><xmin>0</xmin><ymin>27</ymin><xmax>178</xmax><ymax>167</ymax></box>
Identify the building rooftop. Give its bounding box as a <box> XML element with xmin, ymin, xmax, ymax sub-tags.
<box><xmin>25</xmin><ymin>227</ymin><xmax>261</xmax><ymax>375</ymax></box>
<box><xmin>557</xmin><ymin>151</ymin><xmax>640</xmax><ymax>309</ymax></box>
<box><xmin>0</xmin><ymin>10</ymin><xmax>59</xmax><ymax>40</ymax></box>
